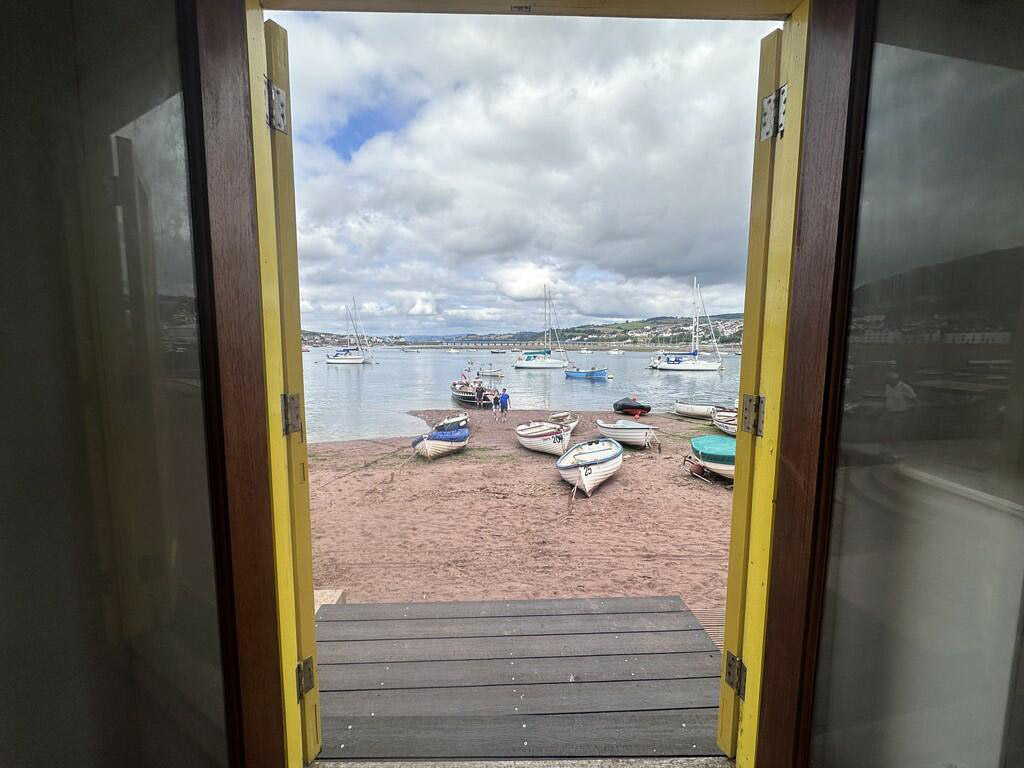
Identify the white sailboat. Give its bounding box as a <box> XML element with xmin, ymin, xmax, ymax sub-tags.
<box><xmin>513</xmin><ymin>285</ymin><xmax>569</xmax><ymax>369</ymax></box>
<box><xmin>327</xmin><ymin>299</ymin><xmax>374</xmax><ymax>364</ymax></box>
<box><xmin>656</xmin><ymin>277</ymin><xmax>723</xmax><ymax>372</ymax></box>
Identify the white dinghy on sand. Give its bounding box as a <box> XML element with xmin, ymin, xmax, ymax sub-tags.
<box><xmin>555</xmin><ymin>438</ymin><xmax>623</xmax><ymax>497</ymax></box>
<box><xmin>548</xmin><ymin>411</ymin><xmax>579</xmax><ymax>434</ymax></box>
<box><xmin>595</xmin><ymin>419</ymin><xmax>660</xmax><ymax>449</ymax></box>
<box><xmin>515</xmin><ymin>421</ymin><xmax>571</xmax><ymax>456</ymax></box>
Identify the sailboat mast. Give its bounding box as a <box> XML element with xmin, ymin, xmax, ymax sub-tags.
<box><xmin>691</xmin><ymin>276</ymin><xmax>699</xmax><ymax>355</ymax></box>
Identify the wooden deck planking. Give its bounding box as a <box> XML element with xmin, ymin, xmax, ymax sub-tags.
<box><xmin>321</xmin><ymin>677</ymin><xmax>719</xmax><ymax>716</ymax></box>
<box><xmin>316</xmin><ymin>610</ymin><xmax>700</xmax><ymax>641</ymax></box>
<box><xmin>320</xmin><ymin>709</ymin><xmax>719</xmax><ymax>759</ymax></box>
<box><xmin>316</xmin><ymin>595</ymin><xmax>685</xmax><ymax>621</ymax></box>
<box><xmin>319</xmin><ymin>629</ymin><xmax>716</xmax><ymax>664</ymax></box>
<box><xmin>316</xmin><ymin>596</ymin><xmax>722</xmax><ymax>759</ymax></box>
<box><xmin>319</xmin><ymin>651</ymin><xmax>721</xmax><ymax>690</ymax></box>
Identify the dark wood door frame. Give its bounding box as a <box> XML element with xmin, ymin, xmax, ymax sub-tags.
<box><xmin>177</xmin><ymin>1</ymin><xmax>287</xmax><ymax>766</ymax></box>
<box><xmin>755</xmin><ymin>0</ymin><xmax>877</xmax><ymax>765</ymax></box>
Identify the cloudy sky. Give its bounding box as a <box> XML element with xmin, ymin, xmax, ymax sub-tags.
<box><xmin>268</xmin><ymin>11</ymin><xmax>777</xmax><ymax>336</ymax></box>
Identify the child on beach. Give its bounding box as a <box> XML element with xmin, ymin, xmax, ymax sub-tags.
<box><xmin>498</xmin><ymin>389</ymin><xmax>510</xmax><ymax>423</ymax></box>
<box><xmin>491</xmin><ymin>390</ymin><xmax>500</xmax><ymax>420</ymax></box>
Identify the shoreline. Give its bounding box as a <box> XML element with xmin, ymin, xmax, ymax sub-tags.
<box><xmin>308</xmin><ymin>408</ymin><xmax>732</xmax><ymax>612</ymax></box>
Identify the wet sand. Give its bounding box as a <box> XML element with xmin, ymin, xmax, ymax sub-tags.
<box><xmin>308</xmin><ymin>409</ymin><xmax>732</xmax><ymax>612</ymax></box>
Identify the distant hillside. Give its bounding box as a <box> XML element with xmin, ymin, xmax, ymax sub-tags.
<box><xmin>303</xmin><ymin>311</ymin><xmax>743</xmax><ymax>346</ymax></box>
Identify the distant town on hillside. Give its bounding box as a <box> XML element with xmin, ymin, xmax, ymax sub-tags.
<box><xmin>302</xmin><ymin>314</ymin><xmax>744</xmax><ymax>348</ymax></box>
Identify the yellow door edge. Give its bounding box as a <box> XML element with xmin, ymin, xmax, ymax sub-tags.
<box><xmin>245</xmin><ymin>2</ymin><xmax>305</xmax><ymax>765</ymax></box>
<box><xmin>265</xmin><ymin>18</ymin><xmax>323</xmax><ymax>763</ymax></box>
<box><xmin>717</xmin><ymin>25</ymin><xmax>782</xmax><ymax>758</ymax></box>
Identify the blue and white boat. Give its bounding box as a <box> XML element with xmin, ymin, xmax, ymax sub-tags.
<box><xmin>412</xmin><ymin>427</ymin><xmax>470</xmax><ymax>460</ymax></box>
<box><xmin>565</xmin><ymin>366</ymin><xmax>609</xmax><ymax>380</ymax></box>
<box><xmin>555</xmin><ymin>438</ymin><xmax>624</xmax><ymax>496</ymax></box>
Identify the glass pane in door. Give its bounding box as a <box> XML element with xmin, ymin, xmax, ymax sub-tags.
<box><xmin>809</xmin><ymin>1</ymin><xmax>1024</xmax><ymax>766</ymax></box>
<box><xmin>2</xmin><ymin>1</ymin><xmax>228</xmax><ymax>766</ymax></box>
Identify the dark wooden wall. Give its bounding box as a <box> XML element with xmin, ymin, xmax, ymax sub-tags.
<box><xmin>755</xmin><ymin>0</ymin><xmax>877</xmax><ymax>765</ymax></box>
<box><xmin>180</xmin><ymin>1</ymin><xmax>285</xmax><ymax>766</ymax></box>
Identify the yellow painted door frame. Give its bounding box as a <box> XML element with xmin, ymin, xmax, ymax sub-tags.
<box><xmin>718</xmin><ymin>1</ymin><xmax>809</xmax><ymax>764</ymax></box>
<box><xmin>265</xmin><ymin>18</ymin><xmax>323</xmax><ymax>764</ymax></box>
<box><xmin>244</xmin><ymin>2</ymin><xmax>309</xmax><ymax>765</ymax></box>
<box><xmin>717</xmin><ymin>25</ymin><xmax>781</xmax><ymax>758</ymax></box>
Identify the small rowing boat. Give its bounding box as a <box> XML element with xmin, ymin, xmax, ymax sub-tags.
<box><xmin>555</xmin><ymin>439</ymin><xmax>623</xmax><ymax>496</ymax></box>
<box><xmin>433</xmin><ymin>412</ymin><xmax>469</xmax><ymax>431</ymax></box>
<box><xmin>673</xmin><ymin>402</ymin><xmax>717</xmax><ymax>421</ymax></box>
<box><xmin>475</xmin><ymin>367</ymin><xmax>504</xmax><ymax>378</ymax></box>
<box><xmin>596</xmin><ymin>419</ymin><xmax>659</xmax><ymax>448</ymax></box>
<box><xmin>515</xmin><ymin>421</ymin><xmax>571</xmax><ymax>455</ymax></box>
<box><xmin>711</xmin><ymin>407</ymin><xmax>738</xmax><ymax>436</ymax></box>
<box><xmin>613</xmin><ymin>397</ymin><xmax>651</xmax><ymax>416</ymax></box>
<box><xmin>565</xmin><ymin>366</ymin><xmax>609</xmax><ymax>380</ymax></box>
<box><xmin>548</xmin><ymin>411</ymin><xmax>579</xmax><ymax>434</ymax></box>
<box><xmin>685</xmin><ymin>434</ymin><xmax>736</xmax><ymax>479</ymax></box>
<box><xmin>412</xmin><ymin>427</ymin><xmax>470</xmax><ymax>460</ymax></box>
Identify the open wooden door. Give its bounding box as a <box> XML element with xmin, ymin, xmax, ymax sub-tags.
<box><xmin>718</xmin><ymin>2</ymin><xmax>809</xmax><ymax>763</ymax></box>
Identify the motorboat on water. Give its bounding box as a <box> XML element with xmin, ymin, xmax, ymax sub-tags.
<box><xmin>655</xmin><ymin>277</ymin><xmax>723</xmax><ymax>372</ymax></box>
<box><xmin>515</xmin><ymin>421</ymin><xmax>572</xmax><ymax>455</ymax></box>
<box><xmin>613</xmin><ymin>397</ymin><xmax>651</xmax><ymax>416</ymax></box>
<box><xmin>672</xmin><ymin>402</ymin><xmax>717</xmax><ymax>421</ymax></box>
<box><xmin>578</xmin><ymin>349</ymin><xmax>593</xmax><ymax>355</ymax></box>
<box><xmin>595</xmin><ymin>419</ymin><xmax>659</xmax><ymax>448</ymax></box>
<box><xmin>711</xmin><ymin>407</ymin><xmax>738</xmax><ymax>436</ymax></box>
<box><xmin>607</xmin><ymin>349</ymin><xmax>625</xmax><ymax>355</ymax></box>
<box><xmin>548</xmin><ymin>411</ymin><xmax>579</xmax><ymax>434</ymax></box>
<box><xmin>450</xmin><ymin>378</ymin><xmax>498</xmax><ymax>408</ymax></box>
<box><xmin>565</xmin><ymin>366</ymin><xmax>609</xmax><ymax>380</ymax></box>
<box><xmin>475</xmin><ymin>367</ymin><xmax>504</xmax><ymax>378</ymax></box>
<box><xmin>685</xmin><ymin>434</ymin><xmax>736</xmax><ymax>480</ymax></box>
<box><xmin>412</xmin><ymin>427</ymin><xmax>470</xmax><ymax>460</ymax></box>
<box><xmin>513</xmin><ymin>286</ymin><xmax>569</xmax><ymax>369</ymax></box>
<box><xmin>555</xmin><ymin>438</ymin><xmax>624</xmax><ymax>496</ymax></box>
<box><xmin>490</xmin><ymin>350</ymin><xmax>507</xmax><ymax>354</ymax></box>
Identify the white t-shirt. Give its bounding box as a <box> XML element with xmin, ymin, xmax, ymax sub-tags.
<box><xmin>885</xmin><ymin>381</ymin><xmax>916</xmax><ymax>413</ymax></box>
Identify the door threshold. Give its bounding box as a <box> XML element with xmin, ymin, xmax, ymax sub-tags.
<box><xmin>316</xmin><ymin>759</ymin><xmax>732</xmax><ymax>767</ymax></box>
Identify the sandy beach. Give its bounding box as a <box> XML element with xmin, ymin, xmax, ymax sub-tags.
<box><xmin>308</xmin><ymin>409</ymin><xmax>732</xmax><ymax>612</ymax></box>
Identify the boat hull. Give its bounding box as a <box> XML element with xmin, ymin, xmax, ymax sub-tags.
<box><xmin>565</xmin><ymin>368</ymin><xmax>608</xmax><ymax>380</ymax></box>
<box><xmin>657</xmin><ymin>359</ymin><xmax>722</xmax><ymax>371</ymax></box>
<box><xmin>548</xmin><ymin>411</ymin><xmax>579</xmax><ymax>434</ymax></box>
<box><xmin>595</xmin><ymin>420</ymin><xmax>658</xmax><ymax>448</ymax></box>
<box><xmin>673</xmin><ymin>402</ymin><xmax>716</xmax><ymax>420</ymax></box>
<box><xmin>711</xmin><ymin>408</ymin><xmax>738</xmax><ymax>436</ymax></box>
<box><xmin>515</xmin><ymin>422</ymin><xmax>571</xmax><ymax>455</ymax></box>
<box><xmin>555</xmin><ymin>439</ymin><xmax>624</xmax><ymax>497</ymax></box>
<box><xmin>412</xmin><ymin>436</ymin><xmax>469</xmax><ymax>460</ymax></box>
<box><xmin>514</xmin><ymin>358</ymin><xmax>568</xmax><ymax>369</ymax></box>
<box><xmin>613</xmin><ymin>398</ymin><xmax>651</xmax><ymax>416</ymax></box>
<box><xmin>326</xmin><ymin>356</ymin><xmax>365</xmax><ymax>364</ymax></box>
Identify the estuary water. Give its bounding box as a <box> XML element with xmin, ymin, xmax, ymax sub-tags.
<box><xmin>302</xmin><ymin>347</ymin><xmax>741</xmax><ymax>443</ymax></box>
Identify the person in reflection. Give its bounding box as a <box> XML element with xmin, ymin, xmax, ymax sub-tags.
<box><xmin>882</xmin><ymin>371</ymin><xmax>917</xmax><ymax>460</ymax></box>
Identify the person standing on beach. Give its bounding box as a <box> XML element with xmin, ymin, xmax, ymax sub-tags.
<box><xmin>475</xmin><ymin>381</ymin><xmax>484</xmax><ymax>408</ymax></box>
<box><xmin>498</xmin><ymin>388</ymin><xmax>511</xmax><ymax>423</ymax></box>
<box><xmin>491</xmin><ymin>388</ymin><xmax>500</xmax><ymax>421</ymax></box>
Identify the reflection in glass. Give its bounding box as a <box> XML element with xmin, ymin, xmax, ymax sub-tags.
<box><xmin>810</xmin><ymin>1</ymin><xmax>1024</xmax><ymax>766</ymax></box>
<box><xmin>3</xmin><ymin>1</ymin><xmax>227</xmax><ymax>766</ymax></box>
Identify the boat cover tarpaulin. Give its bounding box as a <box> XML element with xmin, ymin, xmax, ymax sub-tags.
<box><xmin>427</xmin><ymin>427</ymin><xmax>470</xmax><ymax>442</ymax></box>
<box><xmin>691</xmin><ymin>435</ymin><xmax>736</xmax><ymax>464</ymax></box>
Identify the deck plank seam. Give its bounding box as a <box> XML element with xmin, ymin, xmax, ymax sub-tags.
<box><xmin>317</xmin><ymin>628</ymin><xmax>706</xmax><ymax>642</ymax></box>
<box><xmin>320</xmin><ymin>674</ymin><xmax>720</xmax><ymax>692</ymax></box>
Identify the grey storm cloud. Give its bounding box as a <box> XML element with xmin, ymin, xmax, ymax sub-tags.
<box><xmin>268</xmin><ymin>10</ymin><xmax>779</xmax><ymax>335</ymax></box>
